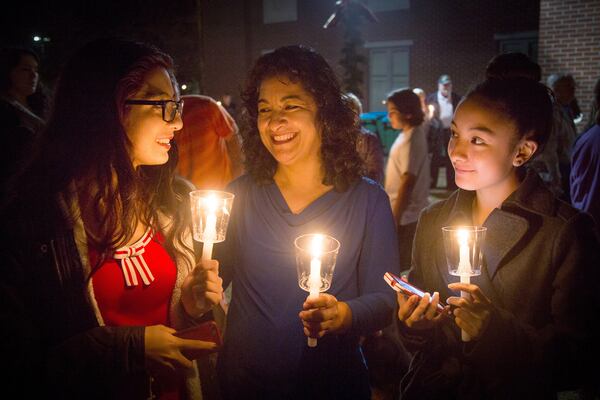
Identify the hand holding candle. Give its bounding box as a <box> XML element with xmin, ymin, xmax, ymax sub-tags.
<box><xmin>294</xmin><ymin>233</ymin><xmax>340</xmax><ymax>347</ymax></box>
<box><xmin>189</xmin><ymin>190</ymin><xmax>234</xmax><ymax>311</ymax></box>
<box><xmin>442</xmin><ymin>226</ymin><xmax>486</xmax><ymax>342</ymax></box>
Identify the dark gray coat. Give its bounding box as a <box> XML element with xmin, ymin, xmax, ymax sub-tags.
<box><xmin>398</xmin><ymin>171</ymin><xmax>600</xmax><ymax>399</ymax></box>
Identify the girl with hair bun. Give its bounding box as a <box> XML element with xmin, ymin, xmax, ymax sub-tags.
<box><xmin>395</xmin><ymin>77</ymin><xmax>600</xmax><ymax>399</ymax></box>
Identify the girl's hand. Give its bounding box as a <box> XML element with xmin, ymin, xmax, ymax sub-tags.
<box><xmin>397</xmin><ymin>291</ymin><xmax>448</xmax><ymax>330</ymax></box>
<box><xmin>144</xmin><ymin>325</ymin><xmax>218</xmax><ymax>371</ymax></box>
<box><xmin>181</xmin><ymin>259</ymin><xmax>223</xmax><ymax>318</ymax></box>
<box><xmin>298</xmin><ymin>294</ymin><xmax>352</xmax><ymax>339</ymax></box>
<box><xmin>447</xmin><ymin>283</ymin><xmax>492</xmax><ymax>340</ymax></box>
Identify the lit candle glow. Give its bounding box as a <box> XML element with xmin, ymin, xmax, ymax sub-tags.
<box><xmin>307</xmin><ymin>234</ymin><xmax>323</xmax><ymax>347</ymax></box>
<box><xmin>457</xmin><ymin>228</ymin><xmax>472</xmax><ymax>342</ymax></box>
<box><xmin>201</xmin><ymin>195</ymin><xmax>218</xmax><ymax>261</ymax></box>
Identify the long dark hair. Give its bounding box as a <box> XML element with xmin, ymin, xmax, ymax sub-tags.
<box><xmin>241</xmin><ymin>45</ymin><xmax>362</xmax><ymax>191</ymax></box>
<box><xmin>15</xmin><ymin>37</ymin><xmax>192</xmax><ymax>268</ymax></box>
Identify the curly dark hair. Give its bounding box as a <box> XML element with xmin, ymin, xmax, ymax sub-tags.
<box><xmin>240</xmin><ymin>45</ymin><xmax>362</xmax><ymax>192</ymax></box>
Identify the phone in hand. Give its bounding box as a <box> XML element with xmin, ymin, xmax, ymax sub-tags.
<box><xmin>174</xmin><ymin>320</ymin><xmax>222</xmax><ymax>359</ymax></box>
<box><xmin>384</xmin><ymin>272</ymin><xmax>445</xmax><ymax>313</ymax></box>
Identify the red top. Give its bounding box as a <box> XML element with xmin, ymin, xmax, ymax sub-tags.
<box><xmin>90</xmin><ymin>230</ymin><xmax>177</xmax><ymax>327</ymax></box>
<box><xmin>90</xmin><ymin>230</ymin><xmax>182</xmax><ymax>399</ymax></box>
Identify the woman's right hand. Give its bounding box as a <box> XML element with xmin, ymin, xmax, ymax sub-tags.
<box><xmin>397</xmin><ymin>291</ymin><xmax>447</xmax><ymax>330</ymax></box>
<box><xmin>144</xmin><ymin>325</ymin><xmax>218</xmax><ymax>371</ymax></box>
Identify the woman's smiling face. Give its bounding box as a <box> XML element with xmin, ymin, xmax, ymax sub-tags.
<box><xmin>256</xmin><ymin>75</ymin><xmax>322</xmax><ymax>168</ymax></box>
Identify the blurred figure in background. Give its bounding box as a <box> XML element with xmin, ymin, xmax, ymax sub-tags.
<box><xmin>176</xmin><ymin>94</ymin><xmax>243</xmax><ymax>190</ymax></box>
<box><xmin>571</xmin><ymin>77</ymin><xmax>600</xmax><ymax>227</ymax></box>
<box><xmin>384</xmin><ymin>88</ymin><xmax>430</xmax><ymax>272</ymax></box>
<box><xmin>345</xmin><ymin>92</ymin><xmax>385</xmax><ymax>184</ymax></box>
<box><xmin>412</xmin><ymin>88</ymin><xmax>432</xmax><ymax>122</ymax></box>
<box><xmin>583</xmin><ymin>78</ymin><xmax>600</xmax><ymax>133</ymax></box>
<box><xmin>547</xmin><ymin>73</ymin><xmax>579</xmax><ymax>200</ymax></box>
<box><xmin>426</xmin><ymin>74</ymin><xmax>461</xmax><ymax>190</ymax></box>
<box><xmin>0</xmin><ymin>47</ymin><xmax>49</xmax><ymax>196</ymax></box>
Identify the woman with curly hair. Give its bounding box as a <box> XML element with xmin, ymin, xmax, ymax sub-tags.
<box><xmin>0</xmin><ymin>38</ymin><xmax>221</xmax><ymax>399</ymax></box>
<box><xmin>214</xmin><ymin>45</ymin><xmax>400</xmax><ymax>399</ymax></box>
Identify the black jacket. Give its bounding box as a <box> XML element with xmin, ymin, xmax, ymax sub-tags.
<box><xmin>398</xmin><ymin>171</ymin><xmax>600</xmax><ymax>399</ymax></box>
<box><xmin>0</xmin><ymin>186</ymin><xmax>202</xmax><ymax>399</ymax></box>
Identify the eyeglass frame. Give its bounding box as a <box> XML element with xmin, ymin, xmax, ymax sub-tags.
<box><xmin>124</xmin><ymin>99</ymin><xmax>184</xmax><ymax>122</ymax></box>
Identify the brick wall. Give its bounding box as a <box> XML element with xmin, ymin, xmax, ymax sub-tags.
<box><xmin>538</xmin><ymin>0</ymin><xmax>600</xmax><ymax>131</ymax></box>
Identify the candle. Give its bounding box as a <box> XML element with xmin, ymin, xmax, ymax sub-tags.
<box><xmin>457</xmin><ymin>229</ymin><xmax>472</xmax><ymax>342</ymax></box>
<box><xmin>309</xmin><ymin>235</ymin><xmax>323</xmax><ymax>299</ymax></box>
<box><xmin>428</xmin><ymin>104</ymin><xmax>435</xmax><ymax>119</ymax></box>
<box><xmin>307</xmin><ymin>234</ymin><xmax>323</xmax><ymax>347</ymax></box>
<box><xmin>201</xmin><ymin>196</ymin><xmax>218</xmax><ymax>261</ymax></box>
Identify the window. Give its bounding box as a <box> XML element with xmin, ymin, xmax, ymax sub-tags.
<box><xmin>494</xmin><ymin>31</ymin><xmax>538</xmax><ymax>61</ymax></box>
<box><xmin>263</xmin><ymin>0</ymin><xmax>297</xmax><ymax>24</ymax></box>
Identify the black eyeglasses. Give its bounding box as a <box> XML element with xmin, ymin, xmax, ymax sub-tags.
<box><xmin>125</xmin><ymin>99</ymin><xmax>184</xmax><ymax>122</ymax></box>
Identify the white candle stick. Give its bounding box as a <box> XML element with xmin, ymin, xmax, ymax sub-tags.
<box><xmin>201</xmin><ymin>196</ymin><xmax>218</xmax><ymax>260</ymax></box>
<box><xmin>307</xmin><ymin>234</ymin><xmax>323</xmax><ymax>347</ymax></box>
<box><xmin>457</xmin><ymin>229</ymin><xmax>472</xmax><ymax>342</ymax></box>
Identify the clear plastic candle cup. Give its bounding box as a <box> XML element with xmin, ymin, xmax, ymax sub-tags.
<box><xmin>442</xmin><ymin>226</ymin><xmax>486</xmax><ymax>341</ymax></box>
<box><xmin>294</xmin><ymin>233</ymin><xmax>340</xmax><ymax>347</ymax></box>
<box><xmin>189</xmin><ymin>190</ymin><xmax>235</xmax><ymax>260</ymax></box>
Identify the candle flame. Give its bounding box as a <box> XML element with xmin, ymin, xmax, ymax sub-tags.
<box><xmin>310</xmin><ymin>234</ymin><xmax>324</xmax><ymax>259</ymax></box>
<box><xmin>204</xmin><ymin>195</ymin><xmax>218</xmax><ymax>213</ymax></box>
<box><xmin>457</xmin><ymin>229</ymin><xmax>469</xmax><ymax>246</ymax></box>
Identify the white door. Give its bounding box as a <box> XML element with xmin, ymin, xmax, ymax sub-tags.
<box><xmin>368</xmin><ymin>47</ymin><xmax>410</xmax><ymax>112</ymax></box>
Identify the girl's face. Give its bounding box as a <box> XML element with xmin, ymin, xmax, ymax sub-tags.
<box><xmin>9</xmin><ymin>54</ymin><xmax>38</xmax><ymax>98</ymax></box>
<box><xmin>449</xmin><ymin>97</ymin><xmax>535</xmax><ymax>193</ymax></box>
<box><xmin>257</xmin><ymin>75</ymin><xmax>321</xmax><ymax>168</ymax></box>
<box><xmin>124</xmin><ymin>67</ymin><xmax>182</xmax><ymax>168</ymax></box>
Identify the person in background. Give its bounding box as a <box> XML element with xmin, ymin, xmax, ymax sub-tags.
<box><xmin>176</xmin><ymin>94</ymin><xmax>243</xmax><ymax>190</ymax></box>
<box><xmin>412</xmin><ymin>88</ymin><xmax>432</xmax><ymax>122</ymax></box>
<box><xmin>395</xmin><ymin>77</ymin><xmax>599</xmax><ymax>399</ymax></box>
<box><xmin>571</xmin><ymin>77</ymin><xmax>600</xmax><ymax>226</ymax></box>
<box><xmin>547</xmin><ymin>73</ymin><xmax>579</xmax><ymax>200</ymax></box>
<box><xmin>215</xmin><ymin>45</ymin><xmax>399</xmax><ymax>399</ymax></box>
<box><xmin>0</xmin><ymin>47</ymin><xmax>49</xmax><ymax>197</ymax></box>
<box><xmin>219</xmin><ymin>93</ymin><xmax>238</xmax><ymax>122</ymax></box>
<box><xmin>583</xmin><ymin>78</ymin><xmax>600</xmax><ymax>133</ymax></box>
<box><xmin>345</xmin><ymin>92</ymin><xmax>385</xmax><ymax>184</ymax></box>
<box><xmin>426</xmin><ymin>74</ymin><xmax>461</xmax><ymax>190</ymax></box>
<box><xmin>384</xmin><ymin>88</ymin><xmax>430</xmax><ymax>273</ymax></box>
<box><xmin>0</xmin><ymin>38</ymin><xmax>222</xmax><ymax>399</ymax></box>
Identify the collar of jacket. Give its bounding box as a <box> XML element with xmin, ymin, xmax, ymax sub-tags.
<box><xmin>441</xmin><ymin>169</ymin><xmax>555</xmax><ymax>279</ymax></box>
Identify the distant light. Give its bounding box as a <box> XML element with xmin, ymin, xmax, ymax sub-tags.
<box><xmin>381</xmin><ymin>100</ymin><xmax>386</xmax><ymax>105</ymax></box>
<box><xmin>181</xmin><ymin>84</ymin><xmax>188</xmax><ymax>90</ymax></box>
<box><xmin>216</xmin><ymin>101</ymin><xmax>222</xmax><ymax>106</ymax></box>
<box><xmin>33</xmin><ymin>36</ymin><xmax>41</xmax><ymax>42</ymax></box>
<box><xmin>42</xmin><ymin>37</ymin><xmax>51</xmax><ymax>42</ymax></box>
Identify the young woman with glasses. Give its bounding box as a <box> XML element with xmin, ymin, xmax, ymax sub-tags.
<box><xmin>0</xmin><ymin>38</ymin><xmax>221</xmax><ymax>399</ymax></box>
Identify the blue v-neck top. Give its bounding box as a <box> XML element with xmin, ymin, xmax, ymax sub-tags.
<box><xmin>215</xmin><ymin>174</ymin><xmax>399</xmax><ymax>398</ymax></box>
